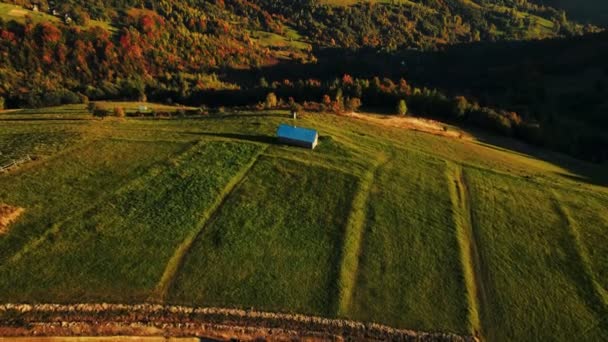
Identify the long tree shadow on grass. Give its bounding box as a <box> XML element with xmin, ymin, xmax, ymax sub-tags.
<box><xmin>467</xmin><ymin>127</ymin><xmax>608</xmax><ymax>188</ymax></box>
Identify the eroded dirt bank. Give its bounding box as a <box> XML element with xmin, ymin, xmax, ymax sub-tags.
<box><xmin>0</xmin><ymin>304</ymin><xmax>474</xmax><ymax>341</ymax></box>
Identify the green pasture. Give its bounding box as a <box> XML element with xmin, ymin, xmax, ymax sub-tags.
<box><xmin>0</xmin><ymin>104</ymin><xmax>606</xmax><ymax>341</ymax></box>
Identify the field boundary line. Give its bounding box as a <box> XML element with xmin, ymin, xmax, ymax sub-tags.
<box><xmin>0</xmin><ymin>303</ymin><xmax>473</xmax><ymax>341</ymax></box>
<box><xmin>336</xmin><ymin>153</ymin><xmax>388</xmax><ymax>317</ymax></box>
<box><xmin>550</xmin><ymin>191</ymin><xmax>608</xmax><ymax>315</ymax></box>
<box><xmin>446</xmin><ymin>163</ymin><xmax>486</xmax><ymax>340</ymax></box>
<box><xmin>150</xmin><ymin>146</ymin><xmax>268</xmax><ymax>303</ymax></box>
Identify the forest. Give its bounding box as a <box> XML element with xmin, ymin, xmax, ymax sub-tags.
<box><xmin>0</xmin><ymin>0</ymin><xmax>606</xmax><ymax>161</ymax></box>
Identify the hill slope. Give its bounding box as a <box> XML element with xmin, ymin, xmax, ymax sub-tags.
<box><xmin>0</xmin><ymin>105</ymin><xmax>607</xmax><ymax>340</ymax></box>
<box><xmin>0</xmin><ymin>0</ymin><xmax>596</xmax><ymax>105</ymax></box>
<box><xmin>530</xmin><ymin>0</ymin><xmax>608</xmax><ymax>26</ymax></box>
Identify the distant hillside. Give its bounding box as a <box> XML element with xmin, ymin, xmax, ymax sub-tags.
<box><xmin>0</xmin><ymin>0</ymin><xmax>606</xmax><ymax>161</ymax></box>
<box><xmin>530</xmin><ymin>0</ymin><xmax>608</xmax><ymax>26</ymax></box>
<box><xmin>0</xmin><ymin>0</ymin><xmax>596</xmax><ymax>105</ymax></box>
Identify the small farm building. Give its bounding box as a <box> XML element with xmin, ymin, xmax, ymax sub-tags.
<box><xmin>277</xmin><ymin>124</ymin><xmax>319</xmax><ymax>149</ymax></box>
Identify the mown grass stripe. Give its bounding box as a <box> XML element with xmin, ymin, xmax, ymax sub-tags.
<box><xmin>150</xmin><ymin>146</ymin><xmax>268</xmax><ymax>303</ymax></box>
<box><xmin>336</xmin><ymin>153</ymin><xmax>387</xmax><ymax>317</ymax></box>
<box><xmin>551</xmin><ymin>191</ymin><xmax>608</xmax><ymax>312</ymax></box>
<box><xmin>446</xmin><ymin>163</ymin><xmax>486</xmax><ymax>340</ymax></box>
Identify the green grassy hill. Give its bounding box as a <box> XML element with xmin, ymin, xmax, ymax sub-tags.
<box><xmin>0</xmin><ymin>105</ymin><xmax>606</xmax><ymax>340</ymax></box>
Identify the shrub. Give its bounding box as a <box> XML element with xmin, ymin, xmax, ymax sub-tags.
<box><xmin>397</xmin><ymin>99</ymin><xmax>408</xmax><ymax>116</ymax></box>
<box><xmin>345</xmin><ymin>97</ymin><xmax>362</xmax><ymax>112</ymax></box>
<box><xmin>79</xmin><ymin>94</ymin><xmax>89</xmax><ymax>105</ymax></box>
<box><xmin>322</xmin><ymin>94</ymin><xmax>332</xmax><ymax>108</ymax></box>
<box><xmin>113</xmin><ymin>107</ymin><xmax>125</xmax><ymax>118</ymax></box>
<box><xmin>452</xmin><ymin>96</ymin><xmax>469</xmax><ymax>118</ymax></box>
<box><xmin>468</xmin><ymin>107</ymin><xmax>513</xmax><ymax>136</ymax></box>
<box><xmin>71</xmin><ymin>8</ymin><xmax>90</xmax><ymax>26</ymax></box>
<box><xmin>138</xmin><ymin>92</ymin><xmax>147</xmax><ymax>102</ymax></box>
<box><xmin>265</xmin><ymin>92</ymin><xmax>278</xmax><ymax>109</ymax></box>
<box><xmin>289</xmin><ymin>97</ymin><xmax>302</xmax><ymax>114</ymax></box>
<box><xmin>60</xmin><ymin>90</ymin><xmax>81</xmax><ymax>105</ymax></box>
<box><xmin>331</xmin><ymin>100</ymin><xmax>343</xmax><ymax>114</ymax></box>
<box><xmin>259</xmin><ymin>77</ymin><xmax>269</xmax><ymax>88</ymax></box>
<box><xmin>93</xmin><ymin>108</ymin><xmax>109</xmax><ymax>118</ymax></box>
<box><xmin>42</xmin><ymin>92</ymin><xmax>62</xmax><ymax>107</ymax></box>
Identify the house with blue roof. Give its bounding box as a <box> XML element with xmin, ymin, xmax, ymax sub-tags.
<box><xmin>277</xmin><ymin>124</ymin><xmax>319</xmax><ymax>149</ymax></box>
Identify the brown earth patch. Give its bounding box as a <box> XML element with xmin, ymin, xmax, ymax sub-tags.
<box><xmin>8</xmin><ymin>9</ymin><xmax>28</xmax><ymax>17</ymax></box>
<box><xmin>349</xmin><ymin>112</ymin><xmax>473</xmax><ymax>140</ymax></box>
<box><xmin>0</xmin><ymin>204</ymin><xmax>24</xmax><ymax>235</ymax></box>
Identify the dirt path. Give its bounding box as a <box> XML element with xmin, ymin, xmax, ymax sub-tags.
<box><xmin>336</xmin><ymin>153</ymin><xmax>389</xmax><ymax>317</ymax></box>
<box><xmin>446</xmin><ymin>163</ymin><xmax>486</xmax><ymax>341</ymax></box>
<box><xmin>349</xmin><ymin>112</ymin><xmax>472</xmax><ymax>140</ymax></box>
<box><xmin>150</xmin><ymin>146</ymin><xmax>269</xmax><ymax>303</ymax></box>
<box><xmin>0</xmin><ymin>303</ymin><xmax>473</xmax><ymax>341</ymax></box>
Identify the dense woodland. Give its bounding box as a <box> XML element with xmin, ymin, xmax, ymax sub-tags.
<box><xmin>0</xmin><ymin>0</ymin><xmax>606</xmax><ymax>161</ymax></box>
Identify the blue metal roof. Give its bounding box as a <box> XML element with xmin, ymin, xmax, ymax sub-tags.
<box><xmin>277</xmin><ymin>124</ymin><xmax>318</xmax><ymax>143</ymax></box>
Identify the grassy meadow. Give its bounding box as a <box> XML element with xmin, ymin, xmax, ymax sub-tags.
<box><xmin>0</xmin><ymin>104</ymin><xmax>607</xmax><ymax>341</ymax></box>
<box><xmin>170</xmin><ymin>156</ymin><xmax>358</xmax><ymax>315</ymax></box>
<box><xmin>349</xmin><ymin>153</ymin><xmax>469</xmax><ymax>334</ymax></box>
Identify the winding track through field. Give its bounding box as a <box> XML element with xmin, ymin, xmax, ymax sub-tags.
<box><xmin>446</xmin><ymin>163</ymin><xmax>487</xmax><ymax>341</ymax></box>
<box><xmin>336</xmin><ymin>153</ymin><xmax>389</xmax><ymax>317</ymax></box>
<box><xmin>150</xmin><ymin>145</ymin><xmax>269</xmax><ymax>303</ymax></box>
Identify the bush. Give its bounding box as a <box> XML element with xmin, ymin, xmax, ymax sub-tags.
<box><xmin>397</xmin><ymin>99</ymin><xmax>408</xmax><ymax>116</ymax></box>
<box><xmin>452</xmin><ymin>96</ymin><xmax>469</xmax><ymax>118</ymax></box>
<box><xmin>42</xmin><ymin>92</ymin><xmax>62</xmax><ymax>107</ymax></box>
<box><xmin>289</xmin><ymin>97</ymin><xmax>302</xmax><ymax>114</ymax></box>
<box><xmin>468</xmin><ymin>107</ymin><xmax>513</xmax><ymax>136</ymax></box>
<box><xmin>79</xmin><ymin>94</ymin><xmax>89</xmax><ymax>105</ymax></box>
<box><xmin>86</xmin><ymin>103</ymin><xmax>104</xmax><ymax>117</ymax></box>
<box><xmin>60</xmin><ymin>90</ymin><xmax>81</xmax><ymax>105</ymax></box>
<box><xmin>265</xmin><ymin>92</ymin><xmax>278</xmax><ymax>109</ymax></box>
<box><xmin>93</xmin><ymin>108</ymin><xmax>109</xmax><ymax>118</ymax></box>
<box><xmin>346</xmin><ymin>97</ymin><xmax>362</xmax><ymax>112</ymax></box>
<box><xmin>113</xmin><ymin>107</ymin><xmax>125</xmax><ymax>118</ymax></box>
<box><xmin>0</xmin><ymin>96</ymin><xmax>4</xmax><ymax>110</ymax></box>
<box><xmin>71</xmin><ymin>8</ymin><xmax>90</xmax><ymax>26</ymax></box>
